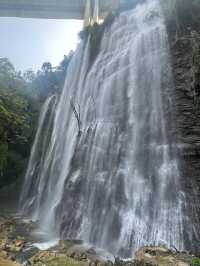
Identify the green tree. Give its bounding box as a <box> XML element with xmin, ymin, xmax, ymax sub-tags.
<box><xmin>23</xmin><ymin>69</ymin><xmax>36</xmax><ymax>83</ymax></box>
<box><xmin>0</xmin><ymin>57</ymin><xmax>15</xmax><ymax>76</ymax></box>
<box><xmin>0</xmin><ymin>53</ymin><xmax>73</xmax><ymax>188</ymax></box>
<box><xmin>0</xmin><ymin>58</ymin><xmax>39</xmax><ymax>188</ymax></box>
<box><xmin>42</xmin><ymin>62</ymin><xmax>52</xmax><ymax>73</ymax></box>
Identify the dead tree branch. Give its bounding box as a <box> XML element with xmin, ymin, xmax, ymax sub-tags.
<box><xmin>70</xmin><ymin>97</ymin><xmax>82</xmax><ymax>136</ymax></box>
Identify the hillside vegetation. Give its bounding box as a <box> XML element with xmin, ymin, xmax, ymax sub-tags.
<box><xmin>0</xmin><ymin>58</ymin><xmax>38</xmax><ymax>188</ymax></box>
<box><xmin>0</xmin><ymin>54</ymin><xmax>72</xmax><ymax>189</ymax></box>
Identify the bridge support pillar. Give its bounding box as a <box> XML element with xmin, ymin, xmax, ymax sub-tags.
<box><xmin>84</xmin><ymin>0</ymin><xmax>99</xmax><ymax>27</ymax></box>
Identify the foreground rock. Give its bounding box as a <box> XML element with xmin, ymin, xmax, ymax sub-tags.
<box><xmin>29</xmin><ymin>240</ymin><xmax>115</xmax><ymax>266</ymax></box>
<box><xmin>0</xmin><ymin>215</ymin><xmax>200</xmax><ymax>266</ymax></box>
<box><xmin>0</xmin><ymin>215</ymin><xmax>39</xmax><ymax>265</ymax></box>
<box><xmin>135</xmin><ymin>246</ymin><xmax>200</xmax><ymax>266</ymax></box>
<box><xmin>0</xmin><ymin>257</ymin><xmax>21</xmax><ymax>266</ymax></box>
<box><xmin>29</xmin><ymin>250</ymin><xmax>89</xmax><ymax>266</ymax></box>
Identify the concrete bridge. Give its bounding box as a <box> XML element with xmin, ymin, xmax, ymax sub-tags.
<box><xmin>0</xmin><ymin>0</ymin><xmax>122</xmax><ymax>26</ymax></box>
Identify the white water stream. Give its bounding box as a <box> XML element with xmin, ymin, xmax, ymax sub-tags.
<box><xmin>20</xmin><ymin>0</ymin><xmax>193</xmax><ymax>257</ymax></box>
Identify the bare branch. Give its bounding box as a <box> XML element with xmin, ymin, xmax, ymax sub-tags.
<box><xmin>70</xmin><ymin>98</ymin><xmax>82</xmax><ymax>136</ymax></box>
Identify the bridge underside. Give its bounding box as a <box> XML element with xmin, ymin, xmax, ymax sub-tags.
<box><xmin>0</xmin><ymin>0</ymin><xmax>119</xmax><ymax>20</ymax></box>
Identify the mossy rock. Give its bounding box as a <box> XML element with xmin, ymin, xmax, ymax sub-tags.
<box><xmin>31</xmin><ymin>255</ymin><xmax>89</xmax><ymax>266</ymax></box>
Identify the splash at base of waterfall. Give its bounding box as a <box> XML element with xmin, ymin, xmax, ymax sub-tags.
<box><xmin>19</xmin><ymin>0</ymin><xmax>199</xmax><ymax>258</ymax></box>
<box><xmin>33</xmin><ymin>239</ymin><xmax>59</xmax><ymax>251</ymax></box>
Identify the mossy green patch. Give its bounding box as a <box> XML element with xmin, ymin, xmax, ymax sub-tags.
<box><xmin>192</xmin><ymin>258</ymin><xmax>200</xmax><ymax>266</ymax></box>
<box><xmin>32</xmin><ymin>255</ymin><xmax>88</xmax><ymax>266</ymax></box>
<box><xmin>45</xmin><ymin>257</ymin><xmax>87</xmax><ymax>266</ymax></box>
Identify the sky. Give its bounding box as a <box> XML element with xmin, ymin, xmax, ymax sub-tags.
<box><xmin>0</xmin><ymin>17</ymin><xmax>83</xmax><ymax>71</ymax></box>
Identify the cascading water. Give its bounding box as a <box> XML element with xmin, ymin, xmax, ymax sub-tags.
<box><xmin>20</xmin><ymin>95</ymin><xmax>57</xmax><ymax>219</ymax></box>
<box><xmin>19</xmin><ymin>0</ymin><xmax>197</xmax><ymax>257</ymax></box>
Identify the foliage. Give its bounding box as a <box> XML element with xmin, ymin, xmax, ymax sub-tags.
<box><xmin>192</xmin><ymin>258</ymin><xmax>200</xmax><ymax>266</ymax></box>
<box><xmin>0</xmin><ymin>58</ymin><xmax>28</xmax><ymax>97</ymax></box>
<box><xmin>0</xmin><ymin>53</ymin><xmax>73</xmax><ymax>188</ymax></box>
<box><xmin>0</xmin><ymin>58</ymin><xmax>37</xmax><ymax>188</ymax></box>
<box><xmin>0</xmin><ymin>86</ymin><xmax>37</xmax><ymax>188</ymax></box>
<box><xmin>23</xmin><ymin>52</ymin><xmax>73</xmax><ymax>102</ymax></box>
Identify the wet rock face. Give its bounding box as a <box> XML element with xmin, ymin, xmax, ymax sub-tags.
<box><xmin>170</xmin><ymin>35</ymin><xmax>200</xmax><ymax>146</ymax></box>
<box><xmin>169</xmin><ymin>33</ymin><xmax>200</xmax><ymax>252</ymax></box>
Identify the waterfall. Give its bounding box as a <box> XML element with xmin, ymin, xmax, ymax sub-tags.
<box><xmin>19</xmin><ymin>95</ymin><xmax>57</xmax><ymax>218</ymax></box>
<box><xmin>20</xmin><ymin>0</ymin><xmax>196</xmax><ymax>257</ymax></box>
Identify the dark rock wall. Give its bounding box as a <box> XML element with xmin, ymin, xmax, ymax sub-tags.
<box><xmin>169</xmin><ymin>33</ymin><xmax>200</xmax><ymax>250</ymax></box>
<box><xmin>171</xmin><ymin>36</ymin><xmax>200</xmax><ymax>146</ymax></box>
